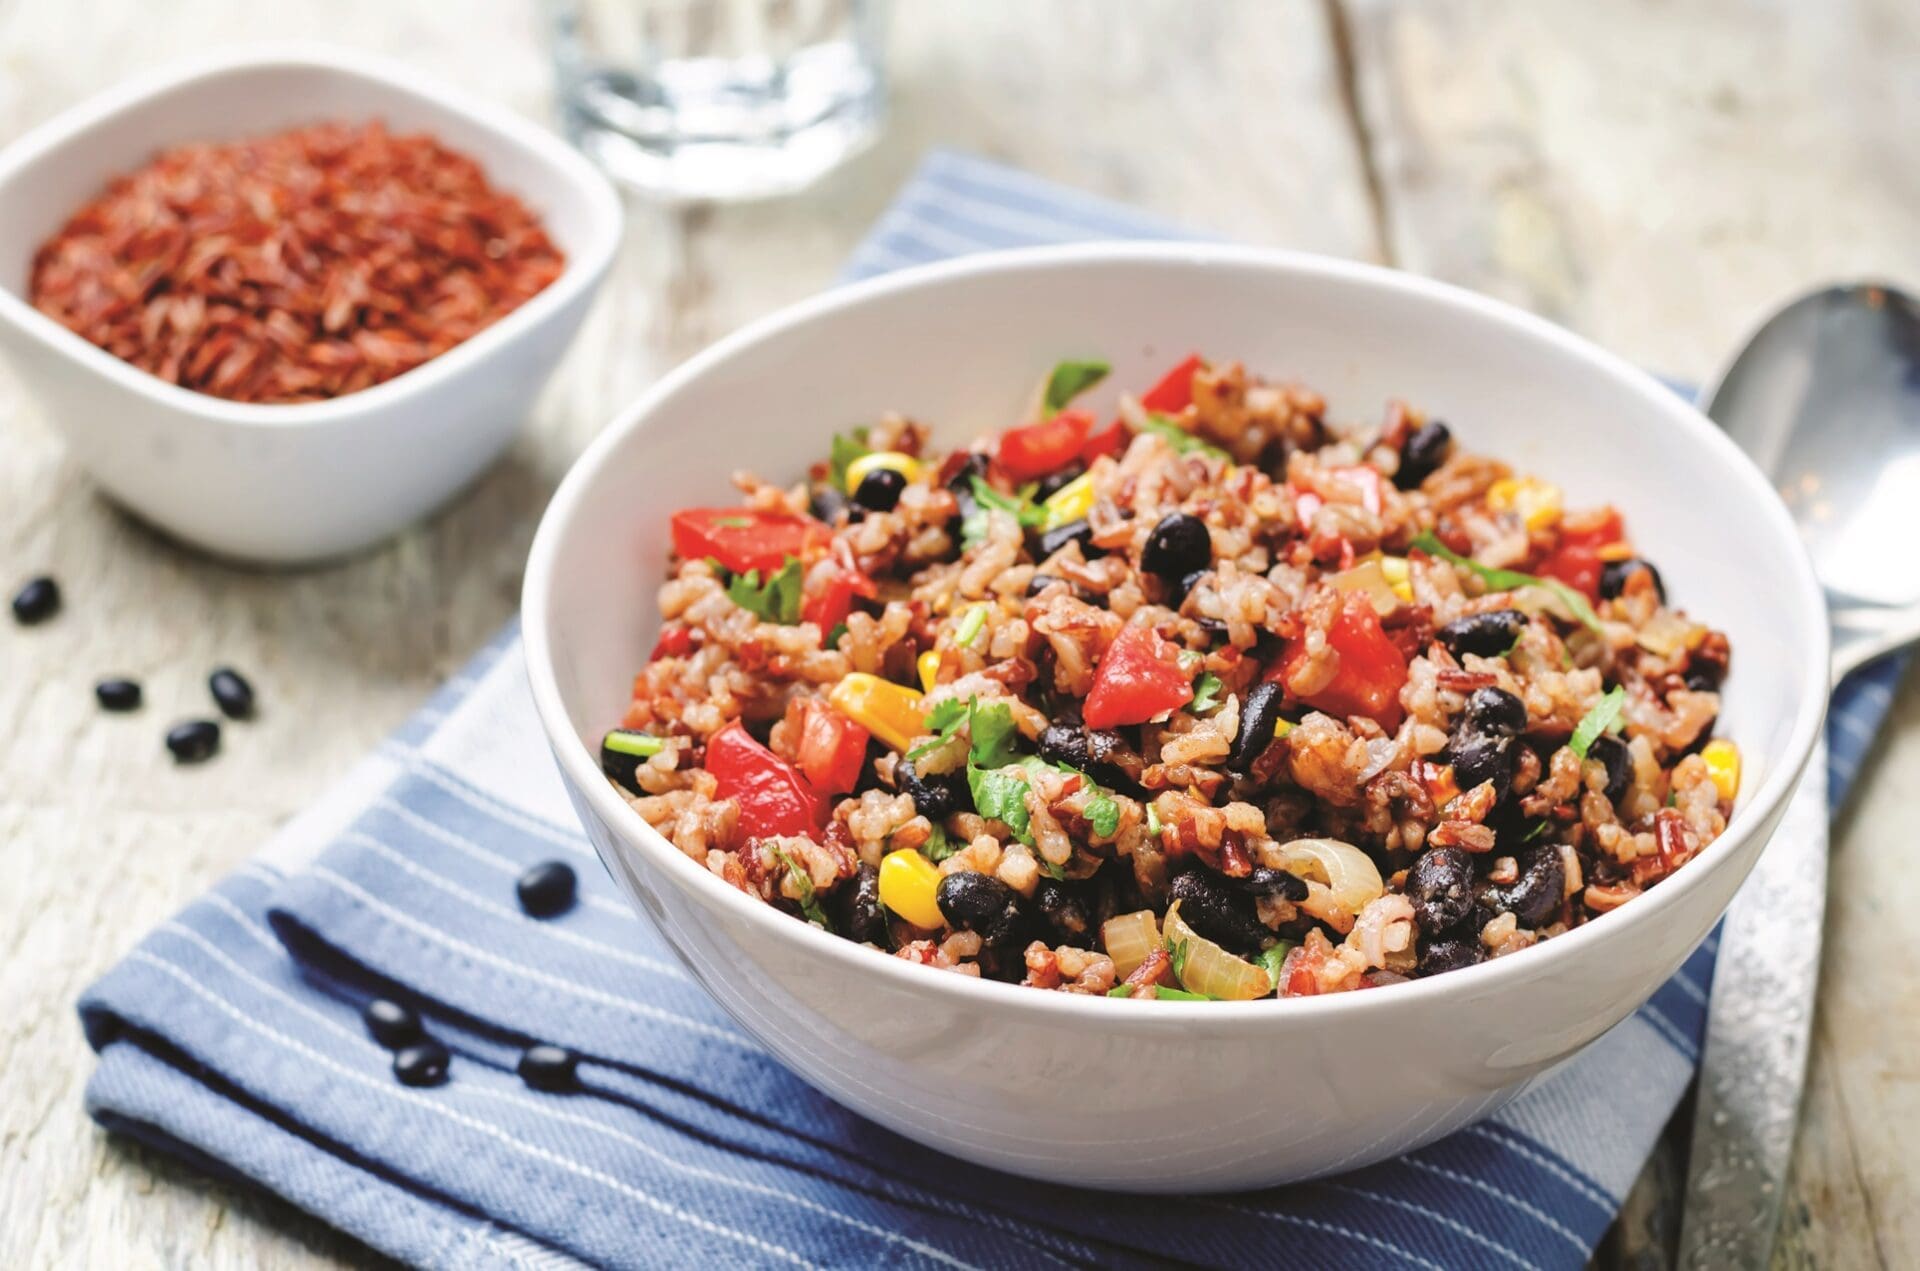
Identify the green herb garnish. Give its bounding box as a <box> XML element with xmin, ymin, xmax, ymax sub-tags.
<box><xmin>905</xmin><ymin>696</ymin><xmax>971</xmax><ymax>762</ymax></box>
<box><xmin>922</xmin><ymin>822</ymin><xmax>956</xmax><ymax>862</ymax></box>
<box><xmin>1519</xmin><ymin>820</ymin><xmax>1553</xmax><ymax>843</ymax></box>
<box><xmin>957</xmin><ymin>698</ymin><xmax>1119</xmax><ymax>858</ymax></box>
<box><xmin>1107</xmin><ymin>984</ymin><xmax>1136</xmax><ymax>998</ymax></box>
<box><xmin>1136</xmin><ymin>411</ymin><xmax>1230</xmax><ymax>461</ymax></box>
<box><xmin>829</xmin><ymin>428</ymin><xmax>871</xmax><ymax>489</ymax></box>
<box><xmin>1082</xmin><ymin>787</ymin><xmax>1121</xmax><ymax>838</ymax></box>
<box><xmin>1187</xmin><ymin>671</ymin><xmax>1225</xmax><ymax>715</ymax></box>
<box><xmin>768</xmin><ymin>846</ymin><xmax>832</xmax><ymax>931</ymax></box>
<box><xmin>724</xmin><ymin>555</ymin><xmax>804</xmax><ymax>624</ymax></box>
<box><xmin>824</xmin><ymin>621</ymin><xmax>849</xmax><ymax>649</ymax></box>
<box><xmin>1146</xmin><ymin>803</ymin><xmax>1163</xmax><ymax>839</ymax></box>
<box><xmin>1169</xmin><ymin>937</ymin><xmax>1192</xmax><ymax>982</ymax></box>
<box><xmin>1569</xmin><ymin>685</ymin><xmax>1627</xmax><ymax>759</ymax></box>
<box><xmin>961</xmin><ymin>475</ymin><xmax>1047</xmax><ymax>548</ymax></box>
<box><xmin>1410</xmin><ymin>532</ymin><xmax>1605</xmax><ymax>636</ymax></box>
<box><xmin>1043</xmin><ymin>359</ymin><xmax>1110</xmax><ymax>416</ymax></box>
<box><xmin>955</xmin><ymin>603</ymin><xmax>990</xmax><ymax>649</ymax></box>
<box><xmin>1256</xmin><ymin>941</ymin><xmax>1295</xmax><ymax>993</ymax></box>
<box><xmin>602</xmin><ymin>729</ymin><xmax>664</xmax><ymax>759</ymax></box>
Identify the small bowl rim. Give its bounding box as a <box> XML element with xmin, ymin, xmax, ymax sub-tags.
<box><xmin>0</xmin><ymin>42</ymin><xmax>623</xmax><ymax>427</ymax></box>
<box><xmin>523</xmin><ymin>240</ymin><xmax>1830</xmax><ymax>1030</ymax></box>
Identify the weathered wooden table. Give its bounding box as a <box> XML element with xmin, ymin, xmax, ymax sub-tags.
<box><xmin>4</xmin><ymin>2</ymin><xmax>1915</xmax><ymax>1265</ymax></box>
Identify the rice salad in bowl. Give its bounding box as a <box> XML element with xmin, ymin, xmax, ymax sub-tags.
<box><xmin>598</xmin><ymin>352</ymin><xmax>1740</xmax><ymax>1004</ymax></box>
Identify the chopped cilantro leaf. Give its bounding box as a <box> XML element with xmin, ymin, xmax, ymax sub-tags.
<box><xmin>829</xmin><ymin>428</ymin><xmax>871</xmax><ymax>489</ymax></box>
<box><xmin>768</xmin><ymin>846</ymin><xmax>832</xmax><ymax>931</ymax></box>
<box><xmin>1043</xmin><ymin>359</ymin><xmax>1110</xmax><ymax>415</ymax></box>
<box><xmin>824</xmin><ymin>621</ymin><xmax>849</xmax><ymax>649</ymax></box>
<box><xmin>922</xmin><ymin>822</ymin><xmax>956</xmax><ymax>862</ymax></box>
<box><xmin>1136</xmin><ymin>411</ymin><xmax>1230</xmax><ymax>461</ymax></box>
<box><xmin>1083</xmin><ymin>787</ymin><xmax>1121</xmax><ymax>838</ymax></box>
<box><xmin>1187</xmin><ymin>671</ymin><xmax>1225</xmax><ymax>714</ymax></box>
<box><xmin>1569</xmin><ymin>686</ymin><xmax>1627</xmax><ymax>759</ymax></box>
<box><xmin>961</xmin><ymin>475</ymin><xmax>1047</xmax><ymax>548</ymax></box>
<box><xmin>724</xmin><ymin>555</ymin><xmax>804</xmax><ymax>624</ymax></box>
<box><xmin>1410</xmin><ymin>532</ymin><xmax>1605</xmax><ymax>636</ymax></box>
<box><xmin>1256</xmin><ymin>941</ymin><xmax>1294</xmax><ymax>992</ymax></box>
<box><xmin>965</xmin><ymin>700</ymin><xmax>1022</xmax><ymax>769</ymax></box>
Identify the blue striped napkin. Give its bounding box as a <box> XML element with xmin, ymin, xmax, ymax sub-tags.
<box><xmin>79</xmin><ymin>151</ymin><xmax>1902</xmax><ymax>1270</ymax></box>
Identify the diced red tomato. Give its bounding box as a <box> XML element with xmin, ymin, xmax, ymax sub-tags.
<box><xmin>1079</xmin><ymin>419</ymin><xmax>1129</xmax><ymax>464</ymax></box>
<box><xmin>670</xmin><ymin>508</ymin><xmax>830</xmax><ymax>576</ymax></box>
<box><xmin>705</xmin><ymin>721</ymin><xmax>826</xmax><ymax>839</ymax></box>
<box><xmin>1273</xmin><ymin>591</ymin><xmax>1408</xmax><ymax>729</ymax></box>
<box><xmin>800</xmin><ymin>565</ymin><xmax>878</xmax><ymax>633</ymax></box>
<box><xmin>794</xmin><ymin>702</ymin><xmax>870</xmax><ymax>797</ymax></box>
<box><xmin>1534</xmin><ymin>507</ymin><xmax>1626</xmax><ymax>601</ymax></box>
<box><xmin>1083</xmin><ymin>626</ymin><xmax>1195</xmax><ymax>730</ymax></box>
<box><xmin>1140</xmin><ymin>354</ymin><xmax>1204</xmax><ymax>415</ymax></box>
<box><xmin>650</xmin><ymin>625</ymin><xmax>695</xmax><ymax>661</ymax></box>
<box><xmin>997</xmin><ymin>410</ymin><xmax>1094</xmax><ymax>481</ymax></box>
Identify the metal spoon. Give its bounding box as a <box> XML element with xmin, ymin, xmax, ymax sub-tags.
<box><xmin>1679</xmin><ymin>281</ymin><xmax>1920</xmax><ymax>1268</ymax></box>
<box><xmin>1702</xmin><ymin>282</ymin><xmax>1920</xmax><ymax>684</ymax></box>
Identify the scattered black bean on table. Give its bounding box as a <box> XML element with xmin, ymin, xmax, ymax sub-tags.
<box><xmin>393</xmin><ymin>1040</ymin><xmax>451</xmax><ymax>1087</ymax></box>
<box><xmin>95</xmin><ymin>678</ymin><xmax>143</xmax><ymax>712</ymax></box>
<box><xmin>11</xmin><ymin>575</ymin><xmax>60</xmax><ymax>625</ymax></box>
<box><xmin>209</xmin><ymin>666</ymin><xmax>256</xmax><ymax>719</ymax></box>
<box><xmin>165</xmin><ymin>719</ymin><xmax>221</xmax><ymax>764</ymax></box>
<box><xmin>516</xmin><ymin>860</ymin><xmax>578</xmax><ymax>918</ymax></box>
<box><xmin>363</xmin><ymin>998</ymin><xmax>423</xmax><ymax>1049</ymax></box>
<box><xmin>517</xmin><ymin>1043</ymin><xmax>580</xmax><ymax>1092</ymax></box>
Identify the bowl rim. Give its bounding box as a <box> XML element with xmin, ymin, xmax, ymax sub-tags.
<box><xmin>523</xmin><ymin>240</ymin><xmax>1830</xmax><ymax>1029</ymax></box>
<box><xmin>0</xmin><ymin>42</ymin><xmax>623</xmax><ymax>427</ymax></box>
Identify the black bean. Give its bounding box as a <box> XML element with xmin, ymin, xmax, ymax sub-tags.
<box><xmin>1436</xmin><ymin>609</ymin><xmax>1526</xmax><ymax>660</ymax></box>
<box><xmin>1599</xmin><ymin>557</ymin><xmax>1665</xmax><ymax>603</ymax></box>
<box><xmin>1167</xmin><ymin>869</ymin><xmax>1271</xmax><ymax>956</ymax></box>
<box><xmin>516</xmin><ymin>860</ymin><xmax>577</xmax><ymax>918</ymax></box>
<box><xmin>1417</xmin><ymin>934</ymin><xmax>1484</xmax><ymax>976</ymax></box>
<box><xmin>1027</xmin><ymin>573</ymin><xmax>1065</xmax><ymax>597</ymax></box>
<box><xmin>165</xmin><ymin>719</ymin><xmax>221</xmax><ymax>764</ymax></box>
<box><xmin>11</xmin><ymin>575</ymin><xmax>60</xmax><ymax>625</ymax></box>
<box><xmin>363</xmin><ymin>999</ymin><xmax>422</xmax><ymax>1049</ymax></box>
<box><xmin>1683</xmin><ymin>667</ymin><xmax>1722</xmax><ymax>693</ymax></box>
<box><xmin>1140</xmin><ymin>513</ymin><xmax>1211</xmax><ymax>580</ymax></box>
<box><xmin>1173</xmin><ymin>569</ymin><xmax>1209</xmax><ymax>608</ymax></box>
<box><xmin>1034</xmin><ymin>878</ymin><xmax>1095</xmax><ymax>947</ymax></box>
<box><xmin>1464</xmin><ymin>686</ymin><xmax>1527</xmax><ymax>736</ymax></box>
<box><xmin>1588</xmin><ymin>734</ymin><xmax>1634</xmax><ymax>805</ymax></box>
<box><xmin>1242</xmin><ymin>867</ymin><xmax>1308</xmax><ymax>902</ymax></box>
<box><xmin>517</xmin><ymin>1043</ymin><xmax>580</xmax><ymax>1092</ymax></box>
<box><xmin>393</xmin><ymin>1040</ymin><xmax>451</xmax><ymax>1087</ymax></box>
<box><xmin>1035</xmin><ymin>518</ymin><xmax>1094</xmax><ymax>559</ymax></box>
<box><xmin>808</xmin><ymin>484</ymin><xmax>850</xmax><ymax>524</ymax></box>
<box><xmin>1482</xmin><ymin>846</ymin><xmax>1565</xmax><ymax>928</ymax></box>
<box><xmin>1395</xmin><ymin>420</ymin><xmax>1453</xmax><ymax>490</ymax></box>
<box><xmin>1227</xmin><ymin>682</ymin><xmax>1286</xmax><ymax>776</ymax></box>
<box><xmin>896</xmin><ymin>759</ymin><xmax>965</xmax><ymax>821</ymax></box>
<box><xmin>945</xmin><ymin>452</ymin><xmax>990</xmax><ymax>510</ymax></box>
<box><xmin>208</xmin><ymin>667</ymin><xmax>255</xmax><ymax>719</ymax></box>
<box><xmin>95</xmin><ymin>678</ymin><xmax>142</xmax><ymax>712</ymax></box>
<box><xmin>935</xmin><ymin>871</ymin><xmax>1027</xmax><ymax>946</ymax></box>
<box><xmin>831</xmin><ymin>864</ymin><xmax>887</xmax><ymax>946</ymax></box>
<box><xmin>853</xmin><ymin>466</ymin><xmax>907</xmax><ymax>512</ymax></box>
<box><xmin>853</xmin><ymin>738</ymin><xmax>888</xmax><ymax>795</ymax></box>
<box><xmin>1448</xmin><ymin>730</ymin><xmax>1513</xmax><ymax>797</ymax></box>
<box><xmin>1036</xmin><ymin>723</ymin><xmax>1092</xmax><ymax>771</ymax></box>
<box><xmin>1406</xmin><ymin>847</ymin><xmax>1477</xmax><ymax>934</ymax></box>
<box><xmin>1034</xmin><ymin>462</ymin><xmax>1086</xmax><ymax>500</ymax></box>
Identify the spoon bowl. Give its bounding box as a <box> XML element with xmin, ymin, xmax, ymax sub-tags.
<box><xmin>1702</xmin><ymin>283</ymin><xmax>1920</xmax><ymax>679</ymax></box>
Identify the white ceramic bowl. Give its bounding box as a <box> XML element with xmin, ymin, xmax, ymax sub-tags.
<box><xmin>523</xmin><ymin>244</ymin><xmax>1827</xmax><ymax>1191</ymax></box>
<box><xmin>0</xmin><ymin>46</ymin><xmax>621</xmax><ymax>564</ymax></box>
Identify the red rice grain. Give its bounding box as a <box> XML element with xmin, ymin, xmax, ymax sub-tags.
<box><xmin>28</xmin><ymin>121</ymin><xmax>565</xmax><ymax>405</ymax></box>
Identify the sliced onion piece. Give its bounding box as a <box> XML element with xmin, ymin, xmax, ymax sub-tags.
<box><xmin>1163</xmin><ymin>901</ymin><xmax>1272</xmax><ymax>1001</ymax></box>
<box><xmin>1100</xmin><ymin>909</ymin><xmax>1162</xmax><ymax>979</ymax></box>
<box><xmin>1277</xmin><ymin>837</ymin><xmax>1386</xmax><ymax>915</ymax></box>
<box><xmin>1328</xmin><ymin>558</ymin><xmax>1401</xmax><ymax>616</ymax></box>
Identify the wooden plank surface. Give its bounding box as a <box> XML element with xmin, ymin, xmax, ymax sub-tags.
<box><xmin>2</xmin><ymin>0</ymin><xmax>1915</xmax><ymax>1265</ymax></box>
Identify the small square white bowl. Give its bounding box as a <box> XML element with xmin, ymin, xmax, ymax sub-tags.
<box><xmin>0</xmin><ymin>45</ymin><xmax>622</xmax><ymax>564</ymax></box>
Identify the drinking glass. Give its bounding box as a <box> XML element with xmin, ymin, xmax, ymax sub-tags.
<box><xmin>547</xmin><ymin>0</ymin><xmax>887</xmax><ymax>201</ymax></box>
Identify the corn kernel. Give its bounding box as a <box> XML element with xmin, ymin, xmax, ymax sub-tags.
<box><xmin>878</xmin><ymin>848</ymin><xmax>945</xmax><ymax>929</ymax></box>
<box><xmin>917</xmin><ymin>650</ymin><xmax>942</xmax><ymax>694</ymax></box>
<box><xmin>1379</xmin><ymin>555</ymin><xmax>1413</xmax><ymax>603</ymax></box>
<box><xmin>828</xmin><ymin>672</ymin><xmax>926</xmax><ymax>753</ymax></box>
<box><xmin>1701</xmin><ymin>740</ymin><xmax>1741</xmax><ymax>802</ymax></box>
<box><xmin>844</xmin><ymin>451</ymin><xmax>922</xmax><ymax>493</ymax></box>
<box><xmin>1487</xmin><ymin>476</ymin><xmax>1562</xmax><ymax>532</ymax></box>
<box><xmin>1040</xmin><ymin>471</ymin><xmax>1097</xmax><ymax>530</ymax></box>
